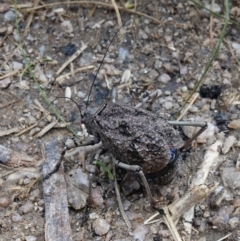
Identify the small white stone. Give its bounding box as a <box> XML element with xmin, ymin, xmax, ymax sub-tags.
<box><xmin>189</xmin><ymin>106</ymin><xmax>199</xmax><ymax>113</ymax></box>
<box><xmin>89</xmin><ymin>212</ymin><xmax>99</xmax><ymax>219</ymax></box>
<box><xmin>181</xmin><ymin>86</ymin><xmax>188</xmax><ymax>93</ymax></box>
<box><xmin>25</xmin><ymin>235</ymin><xmax>36</xmax><ymax>241</ymax></box>
<box><xmin>92</xmin><ymin>218</ymin><xmax>110</xmax><ymax>236</ymax></box>
<box><xmin>228</xmin><ymin>217</ymin><xmax>239</xmax><ymax>229</ymax></box>
<box><xmin>4</xmin><ymin>10</ymin><xmax>15</xmax><ymax>21</ymax></box>
<box><xmin>61</xmin><ymin>20</ymin><xmax>73</xmax><ymax>33</ymax></box>
<box><xmin>163</xmin><ymin>101</ymin><xmax>173</xmax><ymax>110</ymax></box>
<box><xmin>65</xmin><ymin>87</ymin><xmax>72</xmax><ymax>100</ymax></box>
<box><xmin>158</xmin><ymin>73</ymin><xmax>171</xmax><ymax>83</ymax></box>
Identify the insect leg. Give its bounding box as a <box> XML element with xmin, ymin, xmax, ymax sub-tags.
<box><xmin>114</xmin><ymin>160</ymin><xmax>157</xmax><ymax>206</ymax></box>
<box><xmin>168</xmin><ymin>121</ymin><xmax>207</xmax><ymax>150</ymax></box>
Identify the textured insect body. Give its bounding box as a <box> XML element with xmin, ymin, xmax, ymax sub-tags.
<box><xmin>83</xmin><ymin>101</ymin><xmax>184</xmax><ymax>182</ymax></box>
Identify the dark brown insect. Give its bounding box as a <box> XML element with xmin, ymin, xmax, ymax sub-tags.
<box><xmin>83</xmin><ymin>100</ymin><xmax>207</xmax><ymax>205</ymax></box>
<box><xmin>83</xmin><ymin>101</ymin><xmax>183</xmax><ymax>181</ymax></box>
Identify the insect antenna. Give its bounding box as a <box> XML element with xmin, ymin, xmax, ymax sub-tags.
<box><xmin>85</xmin><ymin>23</ymin><xmax>126</xmax><ymax>110</ymax></box>
<box><xmin>47</xmin><ymin>22</ymin><xmax>126</xmax><ymax>129</ymax></box>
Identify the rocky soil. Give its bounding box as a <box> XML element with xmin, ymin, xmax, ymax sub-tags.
<box><xmin>0</xmin><ymin>0</ymin><xmax>240</xmax><ymax>241</ymax></box>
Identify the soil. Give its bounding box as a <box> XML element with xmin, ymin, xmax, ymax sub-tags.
<box><xmin>0</xmin><ymin>1</ymin><xmax>240</xmax><ymax>241</ymax></box>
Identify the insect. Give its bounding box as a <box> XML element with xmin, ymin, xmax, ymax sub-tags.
<box><xmin>82</xmin><ymin>98</ymin><xmax>207</xmax><ymax>205</ymax></box>
<box><xmin>48</xmin><ymin>23</ymin><xmax>207</xmax><ymax>207</ymax></box>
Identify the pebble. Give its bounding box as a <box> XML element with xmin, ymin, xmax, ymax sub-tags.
<box><xmin>20</xmin><ymin>202</ymin><xmax>34</xmax><ymax>214</ymax></box>
<box><xmin>118</xmin><ymin>46</ymin><xmax>129</xmax><ymax>60</ymax></box>
<box><xmin>210</xmin><ymin>206</ymin><xmax>234</xmax><ymax>226</ymax></box>
<box><xmin>228</xmin><ymin>119</ymin><xmax>240</xmax><ymax>129</ymax></box>
<box><xmin>29</xmin><ymin>189</ymin><xmax>40</xmax><ymax>200</ymax></box>
<box><xmin>158</xmin><ymin>229</ymin><xmax>171</xmax><ymax>238</ymax></box>
<box><xmin>181</xmin><ymin>86</ymin><xmax>188</xmax><ymax>93</ymax></box>
<box><xmin>25</xmin><ymin>236</ymin><xmax>36</xmax><ymax>241</ymax></box>
<box><xmin>0</xmin><ymin>27</ymin><xmax>7</xmax><ymax>35</ymax></box>
<box><xmin>222</xmin><ymin>135</ymin><xmax>236</xmax><ymax>154</ymax></box>
<box><xmin>4</xmin><ymin>10</ymin><xmax>15</xmax><ymax>21</ymax></box>
<box><xmin>221</xmin><ymin>167</ymin><xmax>240</xmax><ymax>190</ymax></box>
<box><xmin>232</xmin><ymin>197</ymin><xmax>240</xmax><ymax>207</ymax></box>
<box><xmin>61</xmin><ymin>20</ymin><xmax>73</xmax><ymax>33</ymax></box>
<box><xmin>92</xmin><ymin>187</ymin><xmax>104</xmax><ymax>206</ymax></box>
<box><xmin>148</xmin><ymin>69</ymin><xmax>159</xmax><ymax>80</ymax></box>
<box><xmin>12</xmin><ymin>29</ymin><xmax>21</xmax><ymax>42</ymax></box>
<box><xmin>77</xmin><ymin>91</ymin><xmax>86</xmax><ymax>99</ymax></box>
<box><xmin>89</xmin><ymin>212</ymin><xmax>99</xmax><ymax>219</ymax></box>
<box><xmin>228</xmin><ymin>217</ymin><xmax>239</xmax><ymax>229</ymax></box>
<box><xmin>0</xmin><ymin>78</ymin><xmax>11</xmax><ymax>89</ymax></box>
<box><xmin>188</xmin><ymin>82</ymin><xmax>195</xmax><ymax>90</ymax></box>
<box><xmin>26</xmin><ymin>34</ymin><xmax>35</xmax><ymax>41</ymax></box>
<box><xmin>232</xmin><ymin>42</ymin><xmax>240</xmax><ymax>54</ymax></box>
<box><xmin>125</xmin><ymin>211</ymin><xmax>142</xmax><ymax>221</ymax></box>
<box><xmin>11</xmin><ymin>212</ymin><xmax>23</xmax><ymax>223</ymax></box>
<box><xmin>92</xmin><ymin>218</ymin><xmax>110</xmax><ymax>236</ymax></box>
<box><xmin>180</xmin><ymin>65</ymin><xmax>188</xmax><ymax>75</ymax></box>
<box><xmin>164</xmin><ymin>90</ymin><xmax>171</xmax><ymax>96</ymax></box>
<box><xmin>121</xmin><ymin>175</ymin><xmax>141</xmax><ymax>196</ymax></box>
<box><xmin>122</xmin><ymin>200</ymin><xmax>131</xmax><ymax>211</ymax></box>
<box><xmin>34</xmin><ymin>65</ymin><xmax>47</xmax><ymax>83</ymax></box>
<box><xmin>203</xmin><ymin>211</ymin><xmax>210</xmax><ymax>218</ymax></box>
<box><xmin>163</xmin><ymin>101</ymin><xmax>173</xmax><ymax>110</ymax></box>
<box><xmin>0</xmin><ymin>3</ymin><xmax>10</xmax><ymax>13</ymax></box>
<box><xmin>158</xmin><ymin>73</ymin><xmax>171</xmax><ymax>84</ymax></box>
<box><xmin>204</xmin><ymin>3</ymin><xmax>221</xmax><ymax>14</ymax></box>
<box><xmin>133</xmin><ymin>225</ymin><xmax>149</xmax><ymax>241</ymax></box>
<box><xmin>188</xmin><ymin>106</ymin><xmax>199</xmax><ymax>113</ymax></box>
<box><xmin>65</xmin><ymin>138</ymin><xmax>75</xmax><ymax>149</ymax></box>
<box><xmin>70</xmin><ymin>168</ymin><xmax>89</xmax><ymax>193</ymax></box>
<box><xmin>154</xmin><ymin>60</ymin><xmax>162</xmax><ymax>69</ymax></box>
<box><xmin>0</xmin><ymin>196</ymin><xmax>10</xmax><ymax>207</ymax></box>
<box><xmin>163</xmin><ymin>63</ymin><xmax>173</xmax><ymax>74</ymax></box>
<box><xmin>66</xmin><ymin>176</ymin><xmax>88</xmax><ymax>210</ymax></box>
<box><xmin>197</xmin><ymin>123</ymin><xmax>215</xmax><ymax>143</ymax></box>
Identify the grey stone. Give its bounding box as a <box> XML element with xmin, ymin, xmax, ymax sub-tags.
<box><xmin>221</xmin><ymin>167</ymin><xmax>240</xmax><ymax>190</ymax></box>
<box><xmin>92</xmin><ymin>218</ymin><xmax>110</xmax><ymax>236</ymax></box>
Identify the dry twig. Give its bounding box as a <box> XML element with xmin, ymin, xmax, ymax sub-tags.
<box><xmin>22</xmin><ymin>1</ymin><xmax>163</xmax><ymax>24</ymax></box>
<box><xmin>111</xmin><ymin>0</ymin><xmax>124</xmax><ymax>43</ymax></box>
<box><xmin>23</xmin><ymin>0</ymin><xmax>41</xmax><ymax>37</ymax></box>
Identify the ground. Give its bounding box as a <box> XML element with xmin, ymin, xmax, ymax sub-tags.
<box><xmin>0</xmin><ymin>0</ymin><xmax>240</xmax><ymax>241</ymax></box>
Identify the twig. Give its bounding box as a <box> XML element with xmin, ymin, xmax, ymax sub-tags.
<box><xmin>0</xmin><ymin>145</ymin><xmax>35</xmax><ymax>165</ymax></box>
<box><xmin>162</xmin><ymin>206</ymin><xmax>182</xmax><ymax>241</ymax></box>
<box><xmin>216</xmin><ymin>233</ymin><xmax>232</xmax><ymax>241</ymax></box>
<box><xmin>168</xmin><ymin>183</ymin><xmax>219</xmax><ymax>222</ymax></box>
<box><xmin>0</xmin><ymin>69</ymin><xmax>19</xmax><ymax>80</ymax></box>
<box><xmin>111</xmin><ymin>0</ymin><xmax>124</xmax><ymax>43</ymax></box>
<box><xmin>177</xmin><ymin>93</ymin><xmax>199</xmax><ymax>121</ymax></box>
<box><xmin>22</xmin><ymin>1</ymin><xmax>163</xmax><ymax>24</ymax></box>
<box><xmin>23</xmin><ymin>0</ymin><xmax>41</xmax><ymax>38</ymax></box>
<box><xmin>16</xmin><ymin>113</ymin><xmax>50</xmax><ymax>136</ymax></box>
<box><xmin>0</xmin><ymin>127</ymin><xmax>20</xmax><ymax>137</ymax></box>
<box><xmin>56</xmin><ymin>42</ymin><xmax>88</xmax><ymax>75</ymax></box>
<box><xmin>0</xmin><ymin>100</ymin><xmax>19</xmax><ymax>109</ymax></box>
<box><xmin>56</xmin><ymin>65</ymin><xmax>94</xmax><ymax>84</ymax></box>
<box><xmin>33</xmin><ymin>120</ymin><xmax>58</xmax><ymax>138</ymax></box>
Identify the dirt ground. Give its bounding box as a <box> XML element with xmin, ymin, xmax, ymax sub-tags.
<box><xmin>0</xmin><ymin>0</ymin><xmax>240</xmax><ymax>241</ymax></box>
